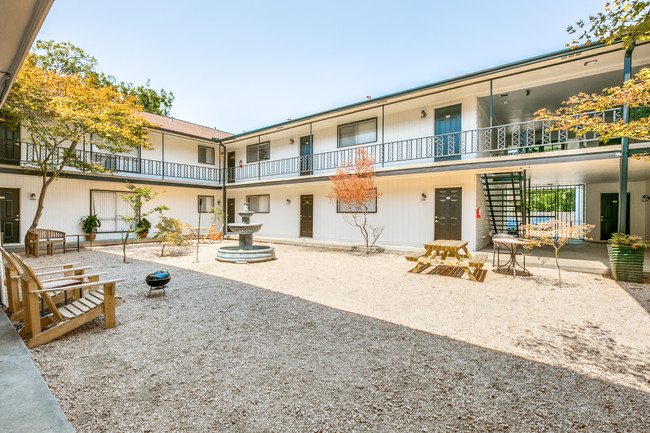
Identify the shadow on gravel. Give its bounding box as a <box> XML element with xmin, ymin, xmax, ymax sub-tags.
<box><xmin>27</xmin><ymin>248</ymin><xmax>650</xmax><ymax>433</ymax></box>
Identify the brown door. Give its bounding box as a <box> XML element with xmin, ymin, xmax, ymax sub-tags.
<box><xmin>300</xmin><ymin>195</ymin><xmax>313</xmax><ymax>237</ymax></box>
<box><xmin>226</xmin><ymin>198</ymin><xmax>235</xmax><ymax>232</ymax></box>
<box><xmin>434</xmin><ymin>187</ymin><xmax>462</xmax><ymax>240</ymax></box>
<box><xmin>0</xmin><ymin>188</ymin><xmax>20</xmax><ymax>244</ymax></box>
<box><xmin>227</xmin><ymin>151</ymin><xmax>236</xmax><ymax>183</ymax></box>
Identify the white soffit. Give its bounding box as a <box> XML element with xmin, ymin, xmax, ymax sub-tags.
<box><xmin>0</xmin><ymin>0</ymin><xmax>55</xmax><ymax>107</ymax></box>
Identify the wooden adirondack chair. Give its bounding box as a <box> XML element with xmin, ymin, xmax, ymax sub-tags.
<box><xmin>17</xmin><ymin>259</ymin><xmax>124</xmax><ymax>348</ymax></box>
<box><xmin>1</xmin><ymin>247</ymin><xmax>91</xmax><ymax>322</ymax></box>
<box><xmin>201</xmin><ymin>224</ymin><xmax>224</xmax><ymax>242</ymax></box>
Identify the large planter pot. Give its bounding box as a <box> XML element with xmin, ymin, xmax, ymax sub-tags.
<box><xmin>138</xmin><ymin>232</ymin><xmax>147</xmax><ymax>239</ymax></box>
<box><xmin>84</xmin><ymin>234</ymin><xmax>96</xmax><ymax>241</ymax></box>
<box><xmin>607</xmin><ymin>244</ymin><xmax>645</xmax><ymax>283</ymax></box>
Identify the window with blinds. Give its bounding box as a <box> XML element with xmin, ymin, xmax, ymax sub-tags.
<box><xmin>198</xmin><ymin>145</ymin><xmax>215</xmax><ymax>165</ymax></box>
<box><xmin>90</xmin><ymin>190</ymin><xmax>135</xmax><ymax>231</ymax></box>
<box><xmin>246</xmin><ymin>194</ymin><xmax>270</xmax><ymax>213</ymax></box>
<box><xmin>246</xmin><ymin>142</ymin><xmax>270</xmax><ymax>163</ymax></box>
<box><xmin>198</xmin><ymin>195</ymin><xmax>214</xmax><ymax>213</ymax></box>
<box><xmin>337</xmin><ymin>118</ymin><xmax>377</xmax><ymax>148</ymax></box>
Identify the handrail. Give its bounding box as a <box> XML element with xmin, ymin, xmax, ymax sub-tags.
<box><xmin>15</xmin><ymin>107</ymin><xmax>622</xmax><ymax>184</ymax></box>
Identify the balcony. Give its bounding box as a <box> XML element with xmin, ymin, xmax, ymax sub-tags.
<box><xmin>22</xmin><ymin>143</ymin><xmax>222</xmax><ymax>185</ymax></box>
<box><xmin>231</xmin><ymin>108</ymin><xmax>623</xmax><ymax>182</ymax></box>
<box><xmin>12</xmin><ymin>108</ymin><xmax>623</xmax><ymax>186</ymax></box>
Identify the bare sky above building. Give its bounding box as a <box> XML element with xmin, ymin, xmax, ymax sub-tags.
<box><xmin>36</xmin><ymin>0</ymin><xmax>603</xmax><ymax>134</ymax></box>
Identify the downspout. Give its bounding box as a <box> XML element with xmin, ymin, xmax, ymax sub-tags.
<box><xmin>213</xmin><ymin>138</ymin><xmax>227</xmax><ymax>233</ymax></box>
<box><xmin>618</xmin><ymin>41</ymin><xmax>635</xmax><ymax>234</ymax></box>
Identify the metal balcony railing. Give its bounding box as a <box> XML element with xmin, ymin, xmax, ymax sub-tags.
<box><xmin>22</xmin><ymin>143</ymin><xmax>223</xmax><ymax>183</ymax></box>
<box><xmin>233</xmin><ymin>108</ymin><xmax>622</xmax><ymax>180</ymax></box>
<box><xmin>15</xmin><ymin>108</ymin><xmax>622</xmax><ymax>184</ymax></box>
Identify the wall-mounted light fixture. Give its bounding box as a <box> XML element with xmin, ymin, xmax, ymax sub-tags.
<box><xmin>421</xmin><ymin>193</ymin><xmax>427</xmax><ymax>201</ymax></box>
<box><xmin>217</xmin><ymin>200</ymin><xmax>222</xmax><ymax>206</ymax></box>
<box><xmin>289</xmin><ymin>138</ymin><xmax>294</xmax><ymax>144</ymax></box>
<box><xmin>220</xmin><ymin>151</ymin><xmax>224</xmax><ymax>158</ymax></box>
<box><xmin>29</xmin><ymin>193</ymin><xmax>36</xmax><ymax>200</ymax></box>
<box><xmin>642</xmin><ymin>194</ymin><xmax>649</xmax><ymax>202</ymax></box>
<box><xmin>420</xmin><ymin>110</ymin><xmax>427</xmax><ymax>118</ymax></box>
<box><xmin>286</xmin><ymin>199</ymin><xmax>291</xmax><ymax>204</ymax></box>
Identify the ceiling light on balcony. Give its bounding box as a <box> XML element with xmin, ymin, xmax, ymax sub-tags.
<box><xmin>584</xmin><ymin>60</ymin><xmax>598</xmax><ymax>67</ymax></box>
<box><xmin>503</xmin><ymin>101</ymin><xmax>508</xmax><ymax>104</ymax></box>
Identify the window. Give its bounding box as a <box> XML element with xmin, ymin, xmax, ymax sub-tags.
<box><xmin>90</xmin><ymin>190</ymin><xmax>135</xmax><ymax>231</ymax></box>
<box><xmin>0</xmin><ymin>121</ymin><xmax>20</xmax><ymax>162</ymax></box>
<box><xmin>337</xmin><ymin>118</ymin><xmax>377</xmax><ymax>148</ymax></box>
<box><xmin>198</xmin><ymin>145</ymin><xmax>215</xmax><ymax>165</ymax></box>
<box><xmin>337</xmin><ymin>190</ymin><xmax>378</xmax><ymax>213</ymax></box>
<box><xmin>198</xmin><ymin>195</ymin><xmax>214</xmax><ymax>213</ymax></box>
<box><xmin>246</xmin><ymin>194</ymin><xmax>270</xmax><ymax>213</ymax></box>
<box><xmin>246</xmin><ymin>142</ymin><xmax>270</xmax><ymax>163</ymax></box>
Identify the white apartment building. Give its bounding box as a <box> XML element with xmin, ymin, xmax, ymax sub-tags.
<box><xmin>1</xmin><ymin>41</ymin><xmax>649</xmax><ymax>251</ymax></box>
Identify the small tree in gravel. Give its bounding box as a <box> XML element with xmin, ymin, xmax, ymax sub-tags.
<box><xmin>522</xmin><ymin>220</ymin><xmax>594</xmax><ymax>287</ymax></box>
<box><xmin>328</xmin><ymin>148</ymin><xmax>383</xmax><ymax>254</ymax></box>
<box><xmin>154</xmin><ymin>217</ymin><xmax>188</xmax><ymax>257</ymax></box>
<box><xmin>119</xmin><ymin>183</ymin><xmax>168</xmax><ymax>263</ymax></box>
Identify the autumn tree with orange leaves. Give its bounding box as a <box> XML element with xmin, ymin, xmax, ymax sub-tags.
<box><xmin>536</xmin><ymin>0</ymin><xmax>650</xmax><ymax>160</ymax></box>
<box><xmin>0</xmin><ymin>43</ymin><xmax>155</xmax><ymax>237</ymax></box>
<box><xmin>328</xmin><ymin>149</ymin><xmax>383</xmax><ymax>254</ymax></box>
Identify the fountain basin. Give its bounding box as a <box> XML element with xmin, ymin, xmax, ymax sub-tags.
<box><xmin>228</xmin><ymin>223</ymin><xmax>262</xmax><ymax>235</ymax></box>
<box><xmin>216</xmin><ymin>245</ymin><xmax>275</xmax><ymax>263</ymax></box>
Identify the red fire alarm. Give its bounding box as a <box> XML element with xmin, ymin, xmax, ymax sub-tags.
<box><xmin>476</xmin><ymin>207</ymin><xmax>481</xmax><ymax>219</ymax></box>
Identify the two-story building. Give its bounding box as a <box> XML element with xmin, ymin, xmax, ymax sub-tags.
<box><xmin>1</xmin><ymin>41</ymin><xmax>649</xmax><ymax>251</ymax></box>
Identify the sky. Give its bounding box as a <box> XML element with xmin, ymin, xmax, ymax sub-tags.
<box><xmin>35</xmin><ymin>0</ymin><xmax>604</xmax><ymax>134</ymax></box>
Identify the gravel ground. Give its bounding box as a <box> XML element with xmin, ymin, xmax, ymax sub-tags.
<box><xmin>26</xmin><ymin>241</ymin><xmax>650</xmax><ymax>432</ymax></box>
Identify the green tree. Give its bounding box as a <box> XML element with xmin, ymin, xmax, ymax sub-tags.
<box><xmin>567</xmin><ymin>0</ymin><xmax>650</xmax><ymax>49</ymax></box>
<box><xmin>119</xmin><ymin>183</ymin><xmax>168</xmax><ymax>263</ymax></box>
<box><xmin>31</xmin><ymin>41</ymin><xmax>175</xmax><ymax>115</ymax></box>
<box><xmin>0</xmin><ymin>50</ymin><xmax>155</xmax><ymax>238</ymax></box>
<box><xmin>536</xmin><ymin>1</ymin><xmax>650</xmax><ymax>160</ymax></box>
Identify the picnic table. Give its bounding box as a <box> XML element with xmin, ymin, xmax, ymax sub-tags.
<box><xmin>492</xmin><ymin>237</ymin><xmax>531</xmax><ymax>277</ymax></box>
<box><xmin>406</xmin><ymin>240</ymin><xmax>488</xmax><ymax>282</ymax></box>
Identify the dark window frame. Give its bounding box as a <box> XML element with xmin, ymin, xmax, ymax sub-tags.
<box><xmin>198</xmin><ymin>195</ymin><xmax>215</xmax><ymax>213</ymax></box>
<box><xmin>246</xmin><ymin>194</ymin><xmax>270</xmax><ymax>213</ymax></box>
<box><xmin>0</xmin><ymin>121</ymin><xmax>21</xmax><ymax>163</ymax></box>
<box><xmin>246</xmin><ymin>142</ymin><xmax>271</xmax><ymax>163</ymax></box>
<box><xmin>337</xmin><ymin>117</ymin><xmax>378</xmax><ymax>148</ymax></box>
<box><xmin>336</xmin><ymin>189</ymin><xmax>378</xmax><ymax>213</ymax></box>
<box><xmin>198</xmin><ymin>145</ymin><xmax>216</xmax><ymax>165</ymax></box>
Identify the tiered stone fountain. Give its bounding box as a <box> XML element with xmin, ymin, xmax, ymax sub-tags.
<box><xmin>216</xmin><ymin>202</ymin><xmax>275</xmax><ymax>263</ymax></box>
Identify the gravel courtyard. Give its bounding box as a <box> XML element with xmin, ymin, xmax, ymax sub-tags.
<box><xmin>26</xmin><ymin>241</ymin><xmax>650</xmax><ymax>432</ymax></box>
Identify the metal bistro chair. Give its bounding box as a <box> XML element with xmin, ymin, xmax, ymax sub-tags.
<box><xmin>492</xmin><ymin>233</ymin><xmax>516</xmax><ymax>267</ymax></box>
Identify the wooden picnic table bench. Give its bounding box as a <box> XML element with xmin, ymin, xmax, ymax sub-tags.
<box><xmin>407</xmin><ymin>240</ymin><xmax>488</xmax><ymax>282</ymax></box>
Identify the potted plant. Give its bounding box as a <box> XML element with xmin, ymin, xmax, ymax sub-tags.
<box><xmin>607</xmin><ymin>233</ymin><xmax>649</xmax><ymax>283</ymax></box>
<box><xmin>136</xmin><ymin>217</ymin><xmax>151</xmax><ymax>238</ymax></box>
<box><xmin>80</xmin><ymin>214</ymin><xmax>101</xmax><ymax>241</ymax></box>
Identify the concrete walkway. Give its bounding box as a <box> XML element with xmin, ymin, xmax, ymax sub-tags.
<box><xmin>0</xmin><ymin>312</ymin><xmax>74</xmax><ymax>433</ymax></box>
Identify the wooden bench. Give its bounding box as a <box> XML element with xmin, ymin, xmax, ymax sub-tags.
<box><xmin>26</xmin><ymin>229</ymin><xmax>66</xmax><ymax>257</ymax></box>
<box><xmin>405</xmin><ymin>249</ymin><xmax>428</xmax><ymax>262</ymax></box>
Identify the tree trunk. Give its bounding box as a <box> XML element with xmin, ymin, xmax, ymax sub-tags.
<box><xmin>25</xmin><ymin>141</ymin><xmax>78</xmax><ymax>245</ymax></box>
<box><xmin>554</xmin><ymin>249</ymin><xmax>562</xmax><ymax>287</ymax></box>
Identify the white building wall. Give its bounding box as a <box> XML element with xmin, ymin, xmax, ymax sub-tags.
<box><xmin>226</xmin><ymin>172</ymin><xmax>479</xmax><ymax>250</ymax></box>
<box><xmin>0</xmin><ymin>173</ymin><xmax>220</xmax><ymax>242</ymax></box>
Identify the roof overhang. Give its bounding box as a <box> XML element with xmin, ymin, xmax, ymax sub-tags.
<box><xmin>220</xmin><ymin>42</ymin><xmax>633</xmax><ymax>144</ymax></box>
<box><xmin>0</xmin><ymin>0</ymin><xmax>54</xmax><ymax>107</ymax></box>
